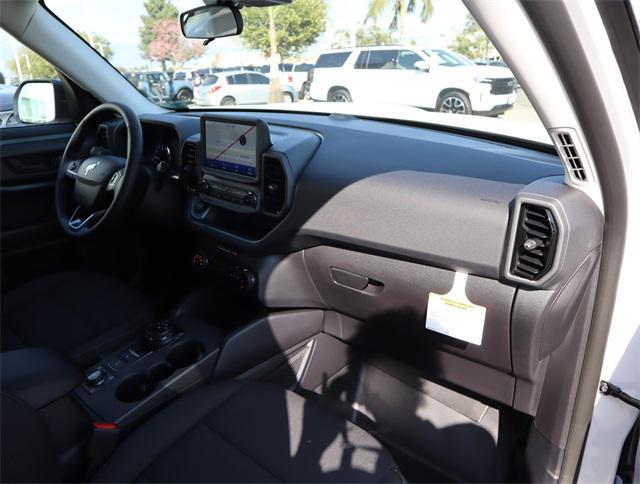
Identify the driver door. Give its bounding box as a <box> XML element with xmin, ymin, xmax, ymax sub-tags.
<box><xmin>1</xmin><ymin>109</ymin><xmax>76</xmax><ymax>290</ymax></box>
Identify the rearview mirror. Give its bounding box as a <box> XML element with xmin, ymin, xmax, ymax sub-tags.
<box><xmin>14</xmin><ymin>80</ymin><xmax>68</xmax><ymax>124</ymax></box>
<box><xmin>414</xmin><ymin>60</ymin><xmax>431</xmax><ymax>72</ymax></box>
<box><xmin>180</xmin><ymin>5</ymin><xmax>243</xmax><ymax>40</ymax></box>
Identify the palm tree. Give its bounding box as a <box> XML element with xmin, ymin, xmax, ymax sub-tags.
<box><xmin>366</xmin><ymin>0</ymin><xmax>434</xmax><ymax>44</ymax></box>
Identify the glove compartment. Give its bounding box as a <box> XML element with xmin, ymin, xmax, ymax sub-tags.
<box><xmin>304</xmin><ymin>245</ymin><xmax>516</xmax><ymax>405</ymax></box>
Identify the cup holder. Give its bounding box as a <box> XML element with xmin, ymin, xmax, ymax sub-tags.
<box><xmin>149</xmin><ymin>362</ymin><xmax>174</xmax><ymax>382</ymax></box>
<box><xmin>116</xmin><ymin>373</ymin><xmax>158</xmax><ymax>403</ymax></box>
<box><xmin>167</xmin><ymin>341</ymin><xmax>205</xmax><ymax>369</ymax></box>
<box><xmin>115</xmin><ymin>341</ymin><xmax>205</xmax><ymax>403</ymax></box>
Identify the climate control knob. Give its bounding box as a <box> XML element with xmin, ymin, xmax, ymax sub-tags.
<box><xmin>192</xmin><ymin>252</ymin><xmax>210</xmax><ymax>270</ymax></box>
<box><xmin>238</xmin><ymin>269</ymin><xmax>256</xmax><ymax>292</ymax></box>
<box><xmin>243</xmin><ymin>192</ymin><xmax>257</xmax><ymax>207</ymax></box>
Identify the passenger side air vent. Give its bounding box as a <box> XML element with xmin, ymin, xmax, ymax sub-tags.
<box><xmin>262</xmin><ymin>155</ymin><xmax>287</xmax><ymax>216</ymax></box>
<box><xmin>551</xmin><ymin>130</ymin><xmax>588</xmax><ymax>183</ymax></box>
<box><xmin>97</xmin><ymin>125</ymin><xmax>108</xmax><ymax>147</ymax></box>
<box><xmin>182</xmin><ymin>141</ymin><xmax>197</xmax><ymax>166</ymax></box>
<box><xmin>510</xmin><ymin>204</ymin><xmax>558</xmax><ymax>281</ymax></box>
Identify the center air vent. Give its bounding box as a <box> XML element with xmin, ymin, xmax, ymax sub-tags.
<box><xmin>97</xmin><ymin>125</ymin><xmax>108</xmax><ymax>147</ymax></box>
<box><xmin>510</xmin><ymin>203</ymin><xmax>558</xmax><ymax>281</ymax></box>
<box><xmin>262</xmin><ymin>155</ymin><xmax>287</xmax><ymax>216</ymax></box>
<box><xmin>182</xmin><ymin>141</ymin><xmax>197</xmax><ymax>166</ymax></box>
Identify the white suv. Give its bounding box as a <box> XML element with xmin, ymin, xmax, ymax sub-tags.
<box><xmin>309</xmin><ymin>46</ymin><xmax>518</xmax><ymax>116</ymax></box>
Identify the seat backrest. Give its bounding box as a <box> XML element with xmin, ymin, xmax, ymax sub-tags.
<box><xmin>1</xmin><ymin>393</ymin><xmax>60</xmax><ymax>482</ymax></box>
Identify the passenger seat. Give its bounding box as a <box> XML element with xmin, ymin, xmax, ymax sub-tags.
<box><xmin>2</xmin><ymin>380</ymin><xmax>404</xmax><ymax>483</ymax></box>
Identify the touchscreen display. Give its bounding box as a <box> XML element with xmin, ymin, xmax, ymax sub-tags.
<box><xmin>204</xmin><ymin>120</ymin><xmax>257</xmax><ymax>178</ymax></box>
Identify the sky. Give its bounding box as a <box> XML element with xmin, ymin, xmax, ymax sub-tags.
<box><xmin>0</xmin><ymin>0</ymin><xmax>470</xmax><ymax>76</ymax></box>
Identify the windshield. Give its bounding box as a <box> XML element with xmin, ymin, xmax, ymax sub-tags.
<box><xmin>427</xmin><ymin>49</ymin><xmax>475</xmax><ymax>67</ymax></box>
<box><xmin>26</xmin><ymin>0</ymin><xmax>546</xmax><ymax>142</ymax></box>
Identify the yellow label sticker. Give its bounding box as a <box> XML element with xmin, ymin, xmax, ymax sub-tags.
<box><xmin>425</xmin><ymin>273</ymin><xmax>486</xmax><ymax>345</ymax></box>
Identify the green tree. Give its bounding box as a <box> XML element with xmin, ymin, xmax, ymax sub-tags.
<box><xmin>240</xmin><ymin>0</ymin><xmax>327</xmax><ymax>59</ymax></box>
<box><xmin>449</xmin><ymin>14</ymin><xmax>495</xmax><ymax>60</ymax></box>
<box><xmin>8</xmin><ymin>47</ymin><xmax>58</xmax><ymax>80</ymax></box>
<box><xmin>139</xmin><ymin>0</ymin><xmax>179</xmax><ymax>60</ymax></box>
<box><xmin>331</xmin><ymin>25</ymin><xmax>397</xmax><ymax>49</ymax></box>
<box><xmin>365</xmin><ymin>0</ymin><xmax>433</xmax><ymax>43</ymax></box>
<box><xmin>79</xmin><ymin>32</ymin><xmax>114</xmax><ymax>60</ymax></box>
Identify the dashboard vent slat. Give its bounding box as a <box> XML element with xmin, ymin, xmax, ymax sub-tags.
<box><xmin>182</xmin><ymin>142</ymin><xmax>197</xmax><ymax>166</ymax></box>
<box><xmin>510</xmin><ymin>204</ymin><xmax>558</xmax><ymax>281</ymax></box>
<box><xmin>262</xmin><ymin>155</ymin><xmax>287</xmax><ymax>216</ymax></box>
<box><xmin>554</xmin><ymin>131</ymin><xmax>588</xmax><ymax>183</ymax></box>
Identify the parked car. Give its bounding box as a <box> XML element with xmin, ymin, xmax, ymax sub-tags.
<box><xmin>475</xmin><ymin>59</ymin><xmax>509</xmax><ymax>68</ymax></box>
<box><xmin>193</xmin><ymin>70</ymin><xmax>298</xmax><ymax>106</ymax></box>
<box><xmin>126</xmin><ymin>71</ymin><xmax>194</xmax><ymax>103</ymax></box>
<box><xmin>259</xmin><ymin>63</ymin><xmax>314</xmax><ymax>98</ymax></box>
<box><xmin>309</xmin><ymin>46</ymin><xmax>518</xmax><ymax>116</ymax></box>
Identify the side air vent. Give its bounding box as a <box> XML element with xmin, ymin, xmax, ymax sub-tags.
<box><xmin>552</xmin><ymin>130</ymin><xmax>588</xmax><ymax>183</ymax></box>
<box><xmin>97</xmin><ymin>125</ymin><xmax>108</xmax><ymax>147</ymax></box>
<box><xmin>510</xmin><ymin>204</ymin><xmax>558</xmax><ymax>281</ymax></box>
<box><xmin>262</xmin><ymin>155</ymin><xmax>287</xmax><ymax>216</ymax></box>
<box><xmin>182</xmin><ymin>141</ymin><xmax>197</xmax><ymax>166</ymax></box>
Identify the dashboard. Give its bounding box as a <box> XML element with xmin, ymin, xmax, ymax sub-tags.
<box><xmin>103</xmin><ymin>110</ymin><xmax>603</xmax><ymax>418</ymax></box>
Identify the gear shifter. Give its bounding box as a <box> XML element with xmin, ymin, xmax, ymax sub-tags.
<box><xmin>144</xmin><ymin>320</ymin><xmax>175</xmax><ymax>350</ymax></box>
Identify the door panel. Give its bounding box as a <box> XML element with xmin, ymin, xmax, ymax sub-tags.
<box><xmin>1</xmin><ymin>122</ymin><xmax>75</xmax><ymax>289</ymax></box>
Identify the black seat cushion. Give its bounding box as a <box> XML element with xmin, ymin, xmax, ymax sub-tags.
<box><xmin>94</xmin><ymin>381</ymin><xmax>404</xmax><ymax>483</ymax></box>
<box><xmin>1</xmin><ymin>393</ymin><xmax>61</xmax><ymax>483</ymax></box>
<box><xmin>1</xmin><ymin>271</ymin><xmax>154</xmax><ymax>366</ymax></box>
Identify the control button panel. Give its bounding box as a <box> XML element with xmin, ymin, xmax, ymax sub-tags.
<box><xmin>196</xmin><ymin>175</ymin><xmax>259</xmax><ymax>214</ymax></box>
<box><xmin>191</xmin><ymin>250</ymin><xmax>257</xmax><ymax>293</ymax></box>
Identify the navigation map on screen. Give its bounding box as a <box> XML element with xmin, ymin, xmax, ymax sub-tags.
<box><xmin>204</xmin><ymin>120</ymin><xmax>257</xmax><ymax>178</ymax></box>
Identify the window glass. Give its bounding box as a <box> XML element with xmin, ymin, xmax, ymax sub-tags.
<box><xmin>294</xmin><ymin>63</ymin><xmax>313</xmax><ymax>72</ymax></box>
<box><xmin>315</xmin><ymin>52</ymin><xmax>351</xmax><ymax>68</ymax></box>
<box><xmin>397</xmin><ymin>50</ymin><xmax>423</xmax><ymax>70</ymax></box>
<box><xmin>249</xmin><ymin>73</ymin><xmax>269</xmax><ymax>85</ymax></box>
<box><xmin>365</xmin><ymin>50</ymin><xmax>398</xmax><ymax>70</ymax></box>
<box><xmin>40</xmin><ymin>0</ymin><xmax>548</xmax><ymax>143</ymax></box>
<box><xmin>202</xmin><ymin>75</ymin><xmax>219</xmax><ymax>86</ymax></box>
<box><xmin>0</xmin><ymin>37</ymin><xmax>59</xmax><ymax>127</ymax></box>
<box><xmin>354</xmin><ymin>51</ymin><xmax>369</xmax><ymax>69</ymax></box>
<box><xmin>234</xmin><ymin>74</ymin><xmax>250</xmax><ymax>85</ymax></box>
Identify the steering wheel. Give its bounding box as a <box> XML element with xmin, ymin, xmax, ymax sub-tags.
<box><xmin>56</xmin><ymin>103</ymin><xmax>145</xmax><ymax>236</ymax></box>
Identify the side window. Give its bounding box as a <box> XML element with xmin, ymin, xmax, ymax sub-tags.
<box><xmin>397</xmin><ymin>50</ymin><xmax>423</xmax><ymax>70</ymax></box>
<box><xmin>0</xmin><ymin>39</ymin><xmax>60</xmax><ymax>128</ymax></box>
<box><xmin>366</xmin><ymin>50</ymin><xmax>399</xmax><ymax>70</ymax></box>
<box><xmin>354</xmin><ymin>51</ymin><xmax>370</xmax><ymax>69</ymax></box>
<box><xmin>249</xmin><ymin>74</ymin><xmax>269</xmax><ymax>85</ymax></box>
<box><xmin>226</xmin><ymin>75</ymin><xmax>236</xmax><ymax>85</ymax></box>
<box><xmin>234</xmin><ymin>74</ymin><xmax>250</xmax><ymax>85</ymax></box>
<box><xmin>315</xmin><ymin>52</ymin><xmax>352</xmax><ymax>68</ymax></box>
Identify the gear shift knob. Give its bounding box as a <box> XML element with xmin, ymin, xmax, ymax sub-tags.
<box><xmin>145</xmin><ymin>320</ymin><xmax>175</xmax><ymax>350</ymax></box>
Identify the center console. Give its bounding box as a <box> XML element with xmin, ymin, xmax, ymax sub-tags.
<box><xmin>74</xmin><ymin>317</ymin><xmax>223</xmax><ymax>429</ymax></box>
<box><xmin>183</xmin><ymin>116</ymin><xmax>321</xmax><ymax>242</ymax></box>
<box><xmin>196</xmin><ymin>116</ymin><xmax>271</xmax><ymax>214</ymax></box>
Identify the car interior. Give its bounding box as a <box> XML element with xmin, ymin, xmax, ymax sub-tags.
<box><xmin>1</xmin><ymin>0</ymin><xmax>635</xmax><ymax>483</ymax></box>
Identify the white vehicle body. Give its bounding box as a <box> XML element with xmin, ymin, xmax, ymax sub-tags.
<box><xmin>310</xmin><ymin>46</ymin><xmax>518</xmax><ymax>115</ymax></box>
<box><xmin>280</xmin><ymin>63</ymin><xmax>313</xmax><ymax>97</ymax></box>
<box><xmin>193</xmin><ymin>70</ymin><xmax>298</xmax><ymax>106</ymax></box>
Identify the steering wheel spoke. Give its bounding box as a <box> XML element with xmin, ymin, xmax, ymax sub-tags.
<box><xmin>68</xmin><ymin>206</ymin><xmax>107</xmax><ymax>231</ymax></box>
<box><xmin>64</xmin><ymin>159</ymin><xmax>84</xmax><ymax>179</ymax></box>
<box><xmin>56</xmin><ymin>102</ymin><xmax>142</xmax><ymax>237</ymax></box>
<box><xmin>106</xmin><ymin>168</ymin><xmax>125</xmax><ymax>192</ymax></box>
